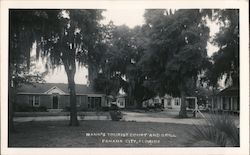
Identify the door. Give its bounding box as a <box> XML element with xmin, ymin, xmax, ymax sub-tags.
<box><xmin>167</xmin><ymin>99</ymin><xmax>171</xmax><ymax>106</ymax></box>
<box><xmin>52</xmin><ymin>95</ymin><xmax>59</xmax><ymax>109</ymax></box>
<box><xmin>94</xmin><ymin>97</ymin><xmax>101</xmax><ymax>110</ymax></box>
<box><xmin>88</xmin><ymin>97</ymin><xmax>101</xmax><ymax>110</ymax></box>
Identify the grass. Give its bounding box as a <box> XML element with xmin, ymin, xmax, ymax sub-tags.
<box><xmin>186</xmin><ymin>114</ymin><xmax>239</xmax><ymax>147</ymax></box>
<box><xmin>9</xmin><ymin>120</ymin><xmax>199</xmax><ymax>147</ymax></box>
<box><xmin>14</xmin><ymin>111</ymin><xmax>110</xmax><ymax>117</ymax></box>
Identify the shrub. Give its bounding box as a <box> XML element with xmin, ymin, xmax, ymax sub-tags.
<box><xmin>102</xmin><ymin>107</ymin><xmax>110</xmax><ymax>111</ymax></box>
<box><xmin>79</xmin><ymin>108</ymin><xmax>88</xmax><ymax>112</ymax></box>
<box><xmin>217</xmin><ymin>109</ymin><xmax>223</xmax><ymax>114</ymax></box>
<box><xmin>63</xmin><ymin>106</ymin><xmax>71</xmax><ymax>112</ymax></box>
<box><xmin>38</xmin><ymin>106</ymin><xmax>47</xmax><ymax>112</ymax></box>
<box><xmin>188</xmin><ymin>114</ymin><xmax>239</xmax><ymax>147</ymax></box>
<box><xmin>15</xmin><ymin>105</ymin><xmax>33</xmax><ymax>112</ymax></box>
<box><xmin>110</xmin><ymin>111</ymin><xmax>122</xmax><ymax>121</ymax></box>
<box><xmin>109</xmin><ymin>104</ymin><xmax>122</xmax><ymax>121</ymax></box>
<box><xmin>14</xmin><ymin>105</ymin><xmax>48</xmax><ymax>112</ymax></box>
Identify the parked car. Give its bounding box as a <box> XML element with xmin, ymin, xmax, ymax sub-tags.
<box><xmin>146</xmin><ymin>103</ymin><xmax>164</xmax><ymax>111</ymax></box>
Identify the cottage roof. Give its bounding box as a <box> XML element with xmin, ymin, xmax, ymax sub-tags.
<box><xmin>217</xmin><ymin>86</ymin><xmax>239</xmax><ymax>97</ymax></box>
<box><xmin>17</xmin><ymin>83</ymin><xmax>103</xmax><ymax>95</ymax></box>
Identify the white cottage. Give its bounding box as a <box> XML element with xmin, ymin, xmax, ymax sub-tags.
<box><xmin>142</xmin><ymin>94</ymin><xmax>181</xmax><ymax>109</ymax></box>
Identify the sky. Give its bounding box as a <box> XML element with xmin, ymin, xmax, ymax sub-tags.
<box><xmin>37</xmin><ymin>9</ymin><xmax>220</xmax><ymax>84</ymax></box>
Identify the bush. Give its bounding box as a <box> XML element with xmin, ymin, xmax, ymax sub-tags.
<box><xmin>15</xmin><ymin>105</ymin><xmax>47</xmax><ymax>112</ymax></box>
<box><xmin>102</xmin><ymin>107</ymin><xmax>110</xmax><ymax>111</ymax></box>
<box><xmin>188</xmin><ymin>114</ymin><xmax>239</xmax><ymax>146</ymax></box>
<box><xmin>38</xmin><ymin>106</ymin><xmax>47</xmax><ymax>112</ymax></box>
<box><xmin>79</xmin><ymin>108</ymin><xmax>88</xmax><ymax>112</ymax></box>
<box><xmin>63</xmin><ymin>106</ymin><xmax>71</xmax><ymax>112</ymax></box>
<box><xmin>15</xmin><ymin>105</ymin><xmax>33</xmax><ymax>112</ymax></box>
<box><xmin>109</xmin><ymin>104</ymin><xmax>122</xmax><ymax>121</ymax></box>
<box><xmin>110</xmin><ymin>111</ymin><xmax>122</xmax><ymax>121</ymax></box>
<box><xmin>217</xmin><ymin>109</ymin><xmax>223</xmax><ymax>114</ymax></box>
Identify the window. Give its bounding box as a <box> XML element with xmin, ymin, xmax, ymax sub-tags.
<box><xmin>175</xmin><ymin>99</ymin><xmax>180</xmax><ymax>106</ymax></box>
<box><xmin>94</xmin><ymin>97</ymin><xmax>101</xmax><ymax>109</ymax></box>
<box><xmin>154</xmin><ymin>99</ymin><xmax>159</xmax><ymax>103</ymax></box>
<box><xmin>76</xmin><ymin>96</ymin><xmax>81</xmax><ymax>107</ymax></box>
<box><xmin>81</xmin><ymin>95</ymin><xmax>87</xmax><ymax>108</ymax></box>
<box><xmin>120</xmin><ymin>101</ymin><xmax>124</xmax><ymax>106</ymax></box>
<box><xmin>223</xmin><ymin>97</ymin><xmax>230</xmax><ymax>110</ymax></box>
<box><xmin>29</xmin><ymin>96</ymin><xmax>33</xmax><ymax>105</ymax></box>
<box><xmin>29</xmin><ymin>95</ymin><xmax>40</xmax><ymax>107</ymax></box>
<box><xmin>87</xmin><ymin>97</ymin><xmax>101</xmax><ymax>109</ymax></box>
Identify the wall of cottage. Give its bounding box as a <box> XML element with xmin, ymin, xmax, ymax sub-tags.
<box><xmin>211</xmin><ymin>95</ymin><xmax>239</xmax><ymax>113</ymax></box>
<box><xmin>15</xmin><ymin>94</ymin><xmax>30</xmax><ymax>107</ymax></box>
<box><xmin>15</xmin><ymin>94</ymin><xmax>106</xmax><ymax>111</ymax></box>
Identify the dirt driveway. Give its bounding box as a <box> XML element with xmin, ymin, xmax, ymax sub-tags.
<box><xmin>14</xmin><ymin>110</ymin><xmax>239</xmax><ymax>126</ymax></box>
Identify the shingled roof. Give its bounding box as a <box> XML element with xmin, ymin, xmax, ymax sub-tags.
<box><xmin>17</xmin><ymin>83</ymin><xmax>103</xmax><ymax>95</ymax></box>
<box><xmin>217</xmin><ymin>86</ymin><xmax>239</xmax><ymax>97</ymax></box>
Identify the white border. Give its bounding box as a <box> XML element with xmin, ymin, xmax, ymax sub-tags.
<box><xmin>1</xmin><ymin>0</ymin><xmax>249</xmax><ymax>155</ymax></box>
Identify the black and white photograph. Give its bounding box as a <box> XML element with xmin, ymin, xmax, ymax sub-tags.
<box><xmin>1</xmin><ymin>0</ymin><xmax>249</xmax><ymax>155</ymax></box>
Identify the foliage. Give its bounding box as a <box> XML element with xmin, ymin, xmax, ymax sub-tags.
<box><xmin>109</xmin><ymin>104</ymin><xmax>123</xmax><ymax>121</ymax></box>
<box><xmin>93</xmin><ymin>73</ymin><xmax>121</xmax><ymax>97</ymax></box>
<box><xmin>9</xmin><ymin>9</ymin><xmax>104</xmax><ymax>126</ymax></box>
<box><xmin>205</xmin><ymin>9</ymin><xmax>239</xmax><ymax>87</ymax></box>
<box><xmin>93</xmin><ymin>24</ymin><xmax>155</xmax><ymax>107</ymax></box>
<box><xmin>188</xmin><ymin>114</ymin><xmax>239</xmax><ymax>146</ymax></box>
<box><xmin>195</xmin><ymin>86</ymin><xmax>214</xmax><ymax>106</ymax></box>
<box><xmin>39</xmin><ymin>10</ymin><xmax>104</xmax><ymax>126</ymax></box>
<box><xmin>109</xmin><ymin>111</ymin><xmax>123</xmax><ymax>121</ymax></box>
<box><xmin>140</xmin><ymin>9</ymin><xmax>210</xmax><ymax>117</ymax></box>
<box><xmin>142</xmin><ymin>9</ymin><xmax>210</xmax><ymax>96</ymax></box>
<box><xmin>9</xmin><ymin>10</ymin><xmax>51</xmax><ymax>132</ymax></box>
<box><xmin>10</xmin><ymin>9</ymin><xmax>239</xmax><ymax>123</ymax></box>
<box><xmin>9</xmin><ymin>10</ymin><xmax>48</xmax><ymax>87</ymax></box>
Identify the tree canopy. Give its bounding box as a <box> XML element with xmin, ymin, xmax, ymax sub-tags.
<box><xmin>138</xmin><ymin>9</ymin><xmax>210</xmax><ymax>117</ymax></box>
<box><xmin>93</xmin><ymin>24</ymin><xmax>155</xmax><ymax>107</ymax></box>
<box><xmin>9</xmin><ymin>9</ymin><xmax>239</xmax><ymax>122</ymax></box>
<box><xmin>9</xmin><ymin>9</ymin><xmax>104</xmax><ymax>126</ymax></box>
<box><xmin>205</xmin><ymin>9</ymin><xmax>239</xmax><ymax>88</ymax></box>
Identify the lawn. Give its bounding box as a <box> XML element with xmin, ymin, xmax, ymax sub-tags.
<box><xmin>9</xmin><ymin>120</ymin><xmax>200</xmax><ymax>147</ymax></box>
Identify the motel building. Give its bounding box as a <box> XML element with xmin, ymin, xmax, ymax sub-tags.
<box><xmin>15</xmin><ymin>83</ymin><xmax>110</xmax><ymax>112</ymax></box>
<box><xmin>142</xmin><ymin>94</ymin><xmax>198</xmax><ymax>110</ymax></box>
<box><xmin>15</xmin><ymin>83</ymin><xmax>199</xmax><ymax>112</ymax></box>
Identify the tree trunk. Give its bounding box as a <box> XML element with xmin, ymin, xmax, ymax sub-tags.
<box><xmin>64</xmin><ymin>61</ymin><xmax>79</xmax><ymax>126</ymax></box>
<box><xmin>88</xmin><ymin>64</ymin><xmax>98</xmax><ymax>87</ymax></box>
<box><xmin>136</xmin><ymin>101</ymin><xmax>142</xmax><ymax>109</ymax></box>
<box><xmin>68</xmin><ymin>77</ymin><xmax>79</xmax><ymax>126</ymax></box>
<box><xmin>136</xmin><ymin>98</ymin><xmax>143</xmax><ymax>109</ymax></box>
<box><xmin>179</xmin><ymin>90</ymin><xmax>188</xmax><ymax>118</ymax></box>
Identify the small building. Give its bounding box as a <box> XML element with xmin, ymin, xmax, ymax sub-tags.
<box><xmin>211</xmin><ymin>86</ymin><xmax>239</xmax><ymax>114</ymax></box>
<box><xmin>116</xmin><ymin>94</ymin><xmax>126</xmax><ymax>109</ymax></box>
<box><xmin>142</xmin><ymin>95</ymin><xmax>198</xmax><ymax>110</ymax></box>
<box><xmin>142</xmin><ymin>94</ymin><xmax>181</xmax><ymax>110</ymax></box>
<box><xmin>15</xmin><ymin>83</ymin><xmax>109</xmax><ymax>112</ymax></box>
